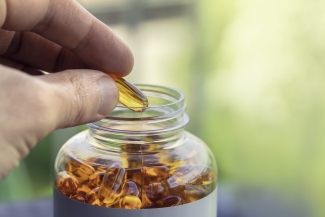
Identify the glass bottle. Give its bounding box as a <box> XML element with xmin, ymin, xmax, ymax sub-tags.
<box><xmin>54</xmin><ymin>85</ymin><xmax>217</xmax><ymax>217</ymax></box>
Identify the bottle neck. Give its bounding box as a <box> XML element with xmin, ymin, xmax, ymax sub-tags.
<box><xmin>87</xmin><ymin>84</ymin><xmax>189</xmax><ymax>151</ymax></box>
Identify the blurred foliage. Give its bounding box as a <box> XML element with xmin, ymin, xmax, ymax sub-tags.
<box><xmin>192</xmin><ymin>0</ymin><xmax>325</xmax><ymax>216</ymax></box>
<box><xmin>2</xmin><ymin>0</ymin><xmax>325</xmax><ymax>216</ymax></box>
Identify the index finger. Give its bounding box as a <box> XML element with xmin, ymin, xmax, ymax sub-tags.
<box><xmin>0</xmin><ymin>0</ymin><xmax>133</xmax><ymax>76</ymax></box>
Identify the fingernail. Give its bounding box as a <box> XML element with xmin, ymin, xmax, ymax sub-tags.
<box><xmin>97</xmin><ymin>76</ymin><xmax>118</xmax><ymax>115</ymax></box>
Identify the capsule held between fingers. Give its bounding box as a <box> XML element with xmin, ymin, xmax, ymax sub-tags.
<box><xmin>110</xmin><ymin>75</ymin><xmax>148</xmax><ymax>112</ymax></box>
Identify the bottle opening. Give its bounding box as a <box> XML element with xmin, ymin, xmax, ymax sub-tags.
<box><xmin>88</xmin><ymin>85</ymin><xmax>189</xmax><ymax>135</ymax></box>
<box><xmin>112</xmin><ymin>84</ymin><xmax>185</xmax><ymax>120</ymax></box>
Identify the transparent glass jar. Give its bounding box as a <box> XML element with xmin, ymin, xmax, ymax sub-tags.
<box><xmin>54</xmin><ymin>85</ymin><xmax>217</xmax><ymax>217</ymax></box>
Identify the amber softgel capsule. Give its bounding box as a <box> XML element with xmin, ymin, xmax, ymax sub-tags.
<box><xmin>110</xmin><ymin>75</ymin><xmax>148</xmax><ymax>112</ymax></box>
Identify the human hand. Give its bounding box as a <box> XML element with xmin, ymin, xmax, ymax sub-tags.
<box><xmin>0</xmin><ymin>0</ymin><xmax>134</xmax><ymax>179</ymax></box>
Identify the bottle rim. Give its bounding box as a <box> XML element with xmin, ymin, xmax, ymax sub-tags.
<box><xmin>87</xmin><ymin>84</ymin><xmax>189</xmax><ymax>135</ymax></box>
<box><xmin>109</xmin><ymin>84</ymin><xmax>185</xmax><ymax>120</ymax></box>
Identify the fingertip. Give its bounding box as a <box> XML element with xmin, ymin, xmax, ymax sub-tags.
<box><xmin>105</xmin><ymin>33</ymin><xmax>134</xmax><ymax>76</ymax></box>
<box><xmin>96</xmin><ymin>22</ymin><xmax>133</xmax><ymax>76</ymax></box>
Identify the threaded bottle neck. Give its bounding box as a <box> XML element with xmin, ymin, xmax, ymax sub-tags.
<box><xmin>87</xmin><ymin>85</ymin><xmax>189</xmax><ymax>146</ymax></box>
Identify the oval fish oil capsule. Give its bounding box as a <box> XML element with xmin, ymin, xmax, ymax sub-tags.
<box><xmin>110</xmin><ymin>75</ymin><xmax>148</xmax><ymax>112</ymax></box>
<box><xmin>145</xmin><ymin>196</ymin><xmax>182</xmax><ymax>209</ymax></box>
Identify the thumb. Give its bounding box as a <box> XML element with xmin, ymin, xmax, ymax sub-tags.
<box><xmin>0</xmin><ymin>66</ymin><xmax>118</xmax><ymax>180</ymax></box>
<box><xmin>38</xmin><ymin>69</ymin><xmax>118</xmax><ymax>128</ymax></box>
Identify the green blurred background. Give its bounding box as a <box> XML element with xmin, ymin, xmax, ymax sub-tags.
<box><xmin>1</xmin><ymin>0</ymin><xmax>325</xmax><ymax>216</ymax></box>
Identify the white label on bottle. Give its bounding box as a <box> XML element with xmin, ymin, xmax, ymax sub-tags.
<box><xmin>54</xmin><ymin>187</ymin><xmax>217</xmax><ymax>217</ymax></box>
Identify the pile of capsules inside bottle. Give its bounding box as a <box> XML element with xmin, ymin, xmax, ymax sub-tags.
<box><xmin>56</xmin><ymin>153</ymin><xmax>216</xmax><ymax>209</ymax></box>
<box><xmin>55</xmin><ymin>77</ymin><xmax>217</xmax><ymax>209</ymax></box>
